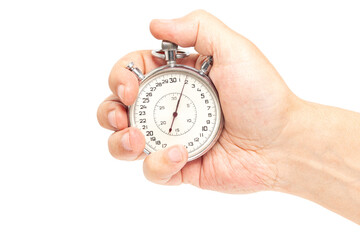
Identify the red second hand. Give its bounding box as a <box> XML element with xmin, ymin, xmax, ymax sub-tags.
<box><xmin>169</xmin><ymin>78</ymin><xmax>187</xmax><ymax>133</ymax></box>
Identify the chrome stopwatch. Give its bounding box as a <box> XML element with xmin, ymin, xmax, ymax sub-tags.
<box><xmin>127</xmin><ymin>41</ymin><xmax>223</xmax><ymax>161</ymax></box>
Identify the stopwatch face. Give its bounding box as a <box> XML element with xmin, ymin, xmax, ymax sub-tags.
<box><xmin>129</xmin><ymin>66</ymin><xmax>223</xmax><ymax>161</ymax></box>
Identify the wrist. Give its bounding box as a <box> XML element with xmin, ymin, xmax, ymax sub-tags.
<box><xmin>269</xmin><ymin>99</ymin><xmax>360</xmax><ymax>223</ymax></box>
<box><xmin>270</xmin><ymin>99</ymin><xmax>322</xmax><ymax>193</ymax></box>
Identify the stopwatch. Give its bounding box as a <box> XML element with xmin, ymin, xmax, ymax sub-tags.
<box><xmin>126</xmin><ymin>41</ymin><xmax>223</xmax><ymax>161</ymax></box>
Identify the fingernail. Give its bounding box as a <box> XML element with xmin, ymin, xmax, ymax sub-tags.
<box><xmin>121</xmin><ymin>132</ymin><xmax>132</xmax><ymax>151</ymax></box>
<box><xmin>167</xmin><ymin>146</ymin><xmax>184</xmax><ymax>163</ymax></box>
<box><xmin>117</xmin><ymin>85</ymin><xmax>125</xmax><ymax>101</ymax></box>
<box><xmin>108</xmin><ymin>110</ymin><xmax>117</xmax><ymax>129</ymax></box>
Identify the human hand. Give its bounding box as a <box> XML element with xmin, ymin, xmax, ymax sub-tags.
<box><xmin>97</xmin><ymin>10</ymin><xmax>300</xmax><ymax>193</ymax></box>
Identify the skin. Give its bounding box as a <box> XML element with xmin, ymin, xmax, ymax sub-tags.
<box><xmin>97</xmin><ymin>10</ymin><xmax>360</xmax><ymax>224</ymax></box>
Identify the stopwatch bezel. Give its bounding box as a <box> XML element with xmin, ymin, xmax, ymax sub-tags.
<box><xmin>128</xmin><ymin>64</ymin><xmax>224</xmax><ymax>161</ymax></box>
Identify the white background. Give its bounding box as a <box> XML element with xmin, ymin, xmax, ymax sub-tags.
<box><xmin>0</xmin><ymin>0</ymin><xmax>359</xmax><ymax>239</ymax></box>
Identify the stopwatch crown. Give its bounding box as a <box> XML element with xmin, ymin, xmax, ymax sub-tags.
<box><xmin>161</xmin><ymin>40</ymin><xmax>178</xmax><ymax>51</ymax></box>
<box><xmin>162</xmin><ymin>41</ymin><xmax>178</xmax><ymax>66</ymax></box>
<box><xmin>152</xmin><ymin>40</ymin><xmax>189</xmax><ymax>66</ymax></box>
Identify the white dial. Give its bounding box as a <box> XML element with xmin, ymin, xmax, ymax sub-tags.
<box><xmin>129</xmin><ymin>67</ymin><xmax>222</xmax><ymax>161</ymax></box>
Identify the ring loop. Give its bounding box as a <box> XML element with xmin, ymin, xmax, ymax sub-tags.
<box><xmin>151</xmin><ymin>49</ymin><xmax>189</xmax><ymax>59</ymax></box>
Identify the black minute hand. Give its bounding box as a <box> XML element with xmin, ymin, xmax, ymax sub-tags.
<box><xmin>168</xmin><ymin>78</ymin><xmax>187</xmax><ymax>133</ymax></box>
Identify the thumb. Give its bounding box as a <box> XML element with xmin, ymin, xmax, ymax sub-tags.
<box><xmin>143</xmin><ymin>145</ymin><xmax>188</xmax><ymax>185</ymax></box>
<box><xmin>150</xmin><ymin>10</ymin><xmax>245</xmax><ymax>61</ymax></box>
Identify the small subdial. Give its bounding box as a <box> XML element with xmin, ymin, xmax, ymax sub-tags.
<box><xmin>154</xmin><ymin>93</ymin><xmax>197</xmax><ymax>136</ymax></box>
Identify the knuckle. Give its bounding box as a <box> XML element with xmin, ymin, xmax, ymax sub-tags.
<box><xmin>108</xmin><ymin>131</ymin><xmax>143</xmax><ymax>161</ymax></box>
<box><xmin>190</xmin><ymin>9</ymin><xmax>210</xmax><ymax>19</ymax></box>
<box><xmin>122</xmin><ymin>50</ymin><xmax>142</xmax><ymax>61</ymax></box>
<box><xmin>144</xmin><ymin>158</ymin><xmax>162</xmax><ymax>177</ymax></box>
<box><xmin>97</xmin><ymin>102</ymin><xmax>108</xmax><ymax>128</ymax></box>
<box><xmin>143</xmin><ymin>158</ymin><xmax>157</xmax><ymax>174</ymax></box>
<box><xmin>108</xmin><ymin>134</ymin><xmax>121</xmax><ymax>159</ymax></box>
<box><xmin>108</xmin><ymin>65</ymin><xmax>120</xmax><ymax>87</ymax></box>
<box><xmin>119</xmin><ymin>50</ymin><xmax>148</xmax><ymax>68</ymax></box>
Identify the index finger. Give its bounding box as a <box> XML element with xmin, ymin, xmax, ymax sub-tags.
<box><xmin>108</xmin><ymin>50</ymin><xmax>163</xmax><ymax>106</ymax></box>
